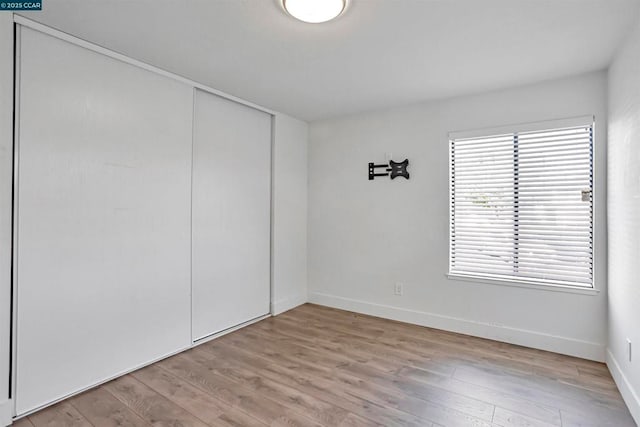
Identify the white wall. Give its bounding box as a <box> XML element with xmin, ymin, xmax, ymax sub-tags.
<box><xmin>272</xmin><ymin>114</ymin><xmax>309</xmax><ymax>315</ymax></box>
<box><xmin>308</xmin><ymin>71</ymin><xmax>608</xmax><ymax>361</ymax></box>
<box><xmin>0</xmin><ymin>14</ymin><xmax>13</xmax><ymax>427</ymax></box>
<box><xmin>607</xmin><ymin>10</ymin><xmax>640</xmax><ymax>424</ymax></box>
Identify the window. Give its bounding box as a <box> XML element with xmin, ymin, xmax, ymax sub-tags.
<box><xmin>448</xmin><ymin>117</ymin><xmax>594</xmax><ymax>289</ymax></box>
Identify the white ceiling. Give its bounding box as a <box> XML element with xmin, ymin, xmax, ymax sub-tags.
<box><xmin>20</xmin><ymin>0</ymin><xmax>640</xmax><ymax>121</ymax></box>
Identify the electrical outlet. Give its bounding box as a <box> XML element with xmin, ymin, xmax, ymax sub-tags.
<box><xmin>628</xmin><ymin>338</ymin><xmax>632</xmax><ymax>362</ymax></box>
<box><xmin>394</xmin><ymin>282</ymin><xmax>403</xmax><ymax>296</ymax></box>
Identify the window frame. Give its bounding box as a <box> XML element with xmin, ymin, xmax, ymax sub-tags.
<box><xmin>447</xmin><ymin>116</ymin><xmax>597</xmax><ymax>293</ymax></box>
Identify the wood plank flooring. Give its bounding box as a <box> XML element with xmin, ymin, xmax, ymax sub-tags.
<box><xmin>13</xmin><ymin>304</ymin><xmax>636</xmax><ymax>427</ymax></box>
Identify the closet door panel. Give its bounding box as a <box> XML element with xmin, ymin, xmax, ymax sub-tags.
<box><xmin>15</xmin><ymin>27</ymin><xmax>193</xmax><ymax>415</ymax></box>
<box><xmin>192</xmin><ymin>89</ymin><xmax>271</xmax><ymax>341</ymax></box>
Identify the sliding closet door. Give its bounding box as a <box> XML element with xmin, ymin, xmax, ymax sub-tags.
<box><xmin>15</xmin><ymin>27</ymin><xmax>193</xmax><ymax>415</ymax></box>
<box><xmin>192</xmin><ymin>89</ymin><xmax>271</xmax><ymax>341</ymax></box>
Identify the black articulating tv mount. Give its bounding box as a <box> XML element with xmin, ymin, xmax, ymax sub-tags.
<box><xmin>368</xmin><ymin>159</ymin><xmax>410</xmax><ymax>181</ymax></box>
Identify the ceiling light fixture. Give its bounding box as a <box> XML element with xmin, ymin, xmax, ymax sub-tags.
<box><xmin>283</xmin><ymin>0</ymin><xmax>347</xmax><ymax>24</ymax></box>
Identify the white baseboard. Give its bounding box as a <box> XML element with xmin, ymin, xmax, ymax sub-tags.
<box><xmin>272</xmin><ymin>293</ymin><xmax>307</xmax><ymax>316</ymax></box>
<box><xmin>607</xmin><ymin>349</ymin><xmax>640</xmax><ymax>425</ymax></box>
<box><xmin>309</xmin><ymin>292</ymin><xmax>605</xmax><ymax>362</ymax></box>
<box><xmin>0</xmin><ymin>399</ymin><xmax>12</xmax><ymax>426</ymax></box>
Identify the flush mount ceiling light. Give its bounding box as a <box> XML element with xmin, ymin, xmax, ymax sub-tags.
<box><xmin>283</xmin><ymin>0</ymin><xmax>347</xmax><ymax>23</ymax></box>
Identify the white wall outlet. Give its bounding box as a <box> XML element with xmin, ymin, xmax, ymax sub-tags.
<box><xmin>628</xmin><ymin>338</ymin><xmax>632</xmax><ymax>362</ymax></box>
<box><xmin>394</xmin><ymin>282</ymin><xmax>403</xmax><ymax>296</ymax></box>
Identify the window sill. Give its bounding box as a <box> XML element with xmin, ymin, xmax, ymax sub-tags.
<box><xmin>446</xmin><ymin>273</ymin><xmax>600</xmax><ymax>295</ymax></box>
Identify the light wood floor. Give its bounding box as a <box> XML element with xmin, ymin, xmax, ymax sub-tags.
<box><xmin>14</xmin><ymin>304</ymin><xmax>636</xmax><ymax>427</ymax></box>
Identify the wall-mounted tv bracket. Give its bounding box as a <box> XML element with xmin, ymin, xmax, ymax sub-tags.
<box><xmin>368</xmin><ymin>159</ymin><xmax>410</xmax><ymax>180</ymax></box>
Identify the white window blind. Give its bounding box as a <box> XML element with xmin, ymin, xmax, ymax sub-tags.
<box><xmin>449</xmin><ymin>117</ymin><xmax>594</xmax><ymax>288</ymax></box>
